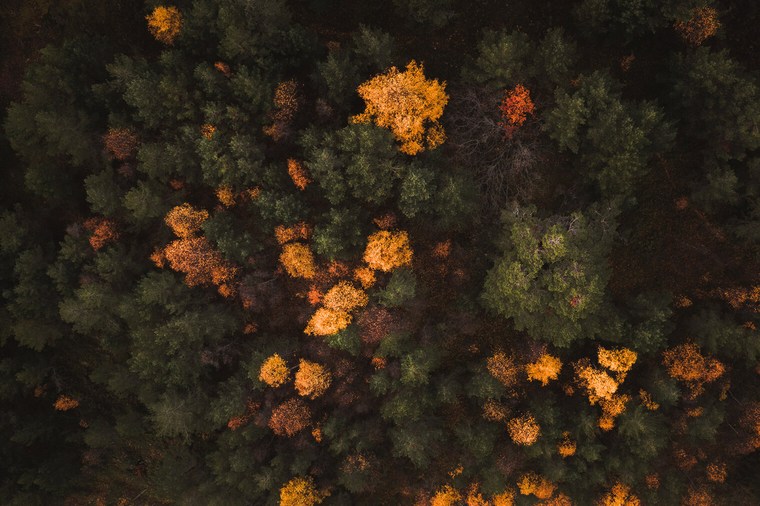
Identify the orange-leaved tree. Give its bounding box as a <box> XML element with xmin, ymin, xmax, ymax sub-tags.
<box><xmin>146</xmin><ymin>6</ymin><xmax>182</xmax><ymax>44</ymax></box>
<box><xmin>507</xmin><ymin>413</ymin><xmax>541</xmax><ymax>446</ymax></box>
<box><xmin>280</xmin><ymin>242</ymin><xmax>317</xmax><ymax>279</ymax></box>
<box><xmin>499</xmin><ymin>84</ymin><xmax>535</xmax><ymax>137</ymax></box>
<box><xmin>280</xmin><ymin>476</ymin><xmax>327</xmax><ymax>506</ymax></box>
<box><xmin>304</xmin><ymin>308</ymin><xmax>352</xmax><ymax>336</ymax></box>
<box><xmin>674</xmin><ymin>7</ymin><xmax>720</xmax><ymax>46</ymax></box>
<box><xmin>294</xmin><ymin>359</ymin><xmax>332</xmax><ymax>399</ymax></box>
<box><xmin>259</xmin><ymin>354</ymin><xmax>290</xmax><ymax>387</ymax></box>
<box><xmin>597</xmin><ymin>483</ymin><xmax>640</xmax><ymax>506</ymax></box>
<box><xmin>165</xmin><ymin>203</ymin><xmax>209</xmax><ymax>238</ymax></box>
<box><xmin>322</xmin><ymin>281</ymin><xmax>369</xmax><ymax>312</ymax></box>
<box><xmin>363</xmin><ymin>230</ymin><xmax>413</xmax><ymax>272</ymax></box>
<box><xmin>517</xmin><ymin>472</ymin><xmax>556</xmax><ymax>500</ymax></box>
<box><xmin>352</xmin><ymin>60</ymin><xmax>448</xmax><ymax>155</ymax></box>
<box><xmin>287</xmin><ymin>159</ymin><xmax>311</xmax><ymax>190</ymax></box>
<box><xmin>103</xmin><ymin>128</ymin><xmax>139</xmax><ymax>160</ymax></box>
<box><xmin>487</xmin><ymin>352</ymin><xmax>520</xmax><ymax>388</ymax></box>
<box><xmin>84</xmin><ymin>217</ymin><xmax>119</xmax><ymax>251</ymax></box>
<box><xmin>525</xmin><ymin>353</ymin><xmax>562</xmax><ymax>386</ymax></box>
<box><xmin>269</xmin><ymin>398</ymin><xmax>311</xmax><ymax>437</ymax></box>
<box><xmin>662</xmin><ymin>342</ymin><xmax>724</xmax><ymax>398</ymax></box>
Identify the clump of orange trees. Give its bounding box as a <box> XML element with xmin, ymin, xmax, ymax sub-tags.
<box><xmin>352</xmin><ymin>61</ymin><xmax>448</xmax><ymax>155</ymax></box>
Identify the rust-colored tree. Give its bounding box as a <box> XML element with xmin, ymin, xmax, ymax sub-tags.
<box><xmin>287</xmin><ymin>159</ymin><xmax>311</xmax><ymax>190</ymax></box>
<box><xmin>675</xmin><ymin>7</ymin><xmax>720</xmax><ymax>46</ymax></box>
<box><xmin>294</xmin><ymin>359</ymin><xmax>332</xmax><ymax>399</ymax></box>
<box><xmin>487</xmin><ymin>352</ymin><xmax>520</xmax><ymax>388</ymax></box>
<box><xmin>264</xmin><ymin>80</ymin><xmax>300</xmax><ymax>141</ymax></box>
<box><xmin>269</xmin><ymin>398</ymin><xmax>311</xmax><ymax>437</ymax></box>
<box><xmin>146</xmin><ymin>6</ymin><xmax>182</xmax><ymax>44</ymax></box>
<box><xmin>352</xmin><ymin>60</ymin><xmax>448</xmax><ymax>155</ymax></box>
<box><xmin>84</xmin><ymin>218</ymin><xmax>119</xmax><ymax>251</ymax></box>
<box><xmin>499</xmin><ymin>84</ymin><xmax>535</xmax><ymax>137</ymax></box>
<box><xmin>163</xmin><ymin>236</ymin><xmax>238</xmax><ymax>294</ymax></box>
<box><xmin>103</xmin><ymin>128</ymin><xmax>138</xmax><ymax>160</ymax></box>
<box><xmin>363</xmin><ymin>230</ymin><xmax>413</xmax><ymax>272</ymax></box>
<box><xmin>54</xmin><ymin>395</ymin><xmax>79</xmax><ymax>411</ymax></box>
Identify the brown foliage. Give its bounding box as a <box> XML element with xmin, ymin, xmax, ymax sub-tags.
<box><xmin>487</xmin><ymin>352</ymin><xmax>520</xmax><ymax>388</ymax></box>
<box><xmin>357</xmin><ymin>306</ymin><xmax>396</xmax><ymax>345</ymax></box>
<box><xmin>264</xmin><ymin>80</ymin><xmax>300</xmax><ymax>141</ymax></box>
<box><xmin>103</xmin><ymin>128</ymin><xmax>138</xmax><ymax>160</ymax></box>
<box><xmin>269</xmin><ymin>398</ymin><xmax>311</xmax><ymax>437</ymax></box>
<box><xmin>352</xmin><ymin>61</ymin><xmax>448</xmax><ymax>155</ymax></box>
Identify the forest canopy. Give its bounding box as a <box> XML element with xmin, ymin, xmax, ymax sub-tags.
<box><xmin>2</xmin><ymin>0</ymin><xmax>760</xmax><ymax>504</ymax></box>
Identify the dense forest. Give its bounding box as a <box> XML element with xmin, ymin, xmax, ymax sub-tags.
<box><xmin>2</xmin><ymin>0</ymin><xmax>760</xmax><ymax>504</ymax></box>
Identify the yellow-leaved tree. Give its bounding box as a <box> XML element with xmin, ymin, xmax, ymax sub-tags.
<box><xmin>363</xmin><ymin>230</ymin><xmax>413</xmax><ymax>271</ymax></box>
<box><xmin>146</xmin><ymin>6</ymin><xmax>182</xmax><ymax>45</ymax></box>
<box><xmin>525</xmin><ymin>353</ymin><xmax>562</xmax><ymax>386</ymax></box>
<box><xmin>352</xmin><ymin>60</ymin><xmax>448</xmax><ymax>155</ymax></box>
<box><xmin>294</xmin><ymin>359</ymin><xmax>332</xmax><ymax>399</ymax></box>
<box><xmin>279</xmin><ymin>476</ymin><xmax>326</xmax><ymax>506</ymax></box>
<box><xmin>259</xmin><ymin>354</ymin><xmax>290</xmax><ymax>387</ymax></box>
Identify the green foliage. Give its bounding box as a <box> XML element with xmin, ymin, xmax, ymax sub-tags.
<box><xmin>482</xmin><ymin>204</ymin><xmax>619</xmax><ymax>347</ymax></box>
<box><xmin>377</xmin><ymin>268</ymin><xmax>417</xmax><ymax>307</ymax></box>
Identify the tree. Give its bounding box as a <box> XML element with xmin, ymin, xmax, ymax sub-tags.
<box><xmin>305</xmin><ymin>308</ymin><xmax>352</xmax><ymax>336</ymax></box>
<box><xmin>280</xmin><ymin>476</ymin><xmax>326</xmax><ymax>506</ymax></box>
<box><xmin>352</xmin><ymin>61</ymin><xmax>448</xmax><ymax>155</ymax></box>
<box><xmin>322</xmin><ymin>281</ymin><xmax>368</xmax><ymax>311</ymax></box>
<box><xmin>162</xmin><ymin>237</ymin><xmax>238</xmax><ymax>294</ymax></box>
<box><xmin>103</xmin><ymin>128</ymin><xmax>139</xmax><ymax>160</ymax></box>
<box><xmin>597</xmin><ymin>483</ymin><xmax>640</xmax><ymax>506</ymax></box>
<box><xmin>294</xmin><ymin>359</ymin><xmax>332</xmax><ymax>399</ymax></box>
<box><xmin>517</xmin><ymin>472</ymin><xmax>555</xmax><ymax>500</ymax></box>
<box><xmin>259</xmin><ymin>354</ymin><xmax>290</xmax><ymax>387</ymax></box>
<box><xmin>661</xmin><ymin>342</ymin><xmax>724</xmax><ymax>397</ymax></box>
<box><xmin>481</xmin><ymin>204</ymin><xmax>619</xmax><ymax>347</ymax></box>
<box><xmin>363</xmin><ymin>230</ymin><xmax>413</xmax><ymax>272</ymax></box>
<box><xmin>287</xmin><ymin>159</ymin><xmax>311</xmax><ymax>190</ymax></box>
<box><xmin>507</xmin><ymin>413</ymin><xmax>541</xmax><ymax>446</ymax></box>
<box><xmin>674</xmin><ymin>7</ymin><xmax>720</xmax><ymax>46</ymax></box>
<box><xmin>146</xmin><ymin>6</ymin><xmax>182</xmax><ymax>45</ymax></box>
<box><xmin>280</xmin><ymin>243</ymin><xmax>317</xmax><ymax>279</ymax></box>
<box><xmin>499</xmin><ymin>84</ymin><xmax>535</xmax><ymax>137</ymax></box>
<box><xmin>526</xmin><ymin>353</ymin><xmax>562</xmax><ymax>386</ymax></box>
<box><xmin>487</xmin><ymin>352</ymin><xmax>520</xmax><ymax>388</ymax></box>
<box><xmin>164</xmin><ymin>204</ymin><xmax>209</xmax><ymax>239</ymax></box>
<box><xmin>269</xmin><ymin>398</ymin><xmax>311</xmax><ymax>437</ymax></box>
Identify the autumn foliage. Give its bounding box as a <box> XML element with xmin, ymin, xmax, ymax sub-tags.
<box><xmin>352</xmin><ymin>61</ymin><xmax>448</xmax><ymax>155</ymax></box>
<box><xmin>305</xmin><ymin>307</ymin><xmax>352</xmax><ymax>336</ymax></box>
<box><xmin>597</xmin><ymin>483</ymin><xmax>640</xmax><ymax>506</ymax></box>
<box><xmin>280</xmin><ymin>476</ymin><xmax>326</xmax><ymax>506</ymax></box>
<box><xmin>264</xmin><ymin>80</ymin><xmax>300</xmax><ymax>141</ymax></box>
<box><xmin>487</xmin><ymin>352</ymin><xmax>520</xmax><ymax>388</ymax></box>
<box><xmin>507</xmin><ymin>413</ymin><xmax>541</xmax><ymax>446</ymax></box>
<box><xmin>294</xmin><ymin>359</ymin><xmax>332</xmax><ymax>399</ymax></box>
<box><xmin>363</xmin><ymin>230</ymin><xmax>413</xmax><ymax>272</ymax></box>
<box><xmin>84</xmin><ymin>217</ymin><xmax>119</xmax><ymax>251</ymax></box>
<box><xmin>662</xmin><ymin>342</ymin><xmax>724</xmax><ymax>397</ymax></box>
<box><xmin>280</xmin><ymin>243</ymin><xmax>317</xmax><ymax>279</ymax></box>
<box><xmin>322</xmin><ymin>281</ymin><xmax>368</xmax><ymax>312</ymax></box>
<box><xmin>54</xmin><ymin>395</ymin><xmax>79</xmax><ymax>411</ymax></box>
<box><xmin>675</xmin><ymin>7</ymin><xmax>720</xmax><ymax>46</ymax></box>
<box><xmin>259</xmin><ymin>354</ymin><xmax>290</xmax><ymax>387</ymax></box>
<box><xmin>525</xmin><ymin>353</ymin><xmax>562</xmax><ymax>386</ymax></box>
<box><xmin>146</xmin><ymin>6</ymin><xmax>182</xmax><ymax>44</ymax></box>
<box><xmin>499</xmin><ymin>84</ymin><xmax>535</xmax><ymax>137</ymax></box>
<box><xmin>287</xmin><ymin>159</ymin><xmax>311</xmax><ymax>190</ymax></box>
<box><xmin>269</xmin><ymin>398</ymin><xmax>311</xmax><ymax>437</ymax></box>
<box><xmin>103</xmin><ymin>128</ymin><xmax>138</xmax><ymax>160</ymax></box>
<box><xmin>163</xmin><ymin>237</ymin><xmax>237</xmax><ymax>292</ymax></box>
<box><xmin>164</xmin><ymin>203</ymin><xmax>209</xmax><ymax>238</ymax></box>
<box><xmin>517</xmin><ymin>473</ymin><xmax>555</xmax><ymax>500</ymax></box>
